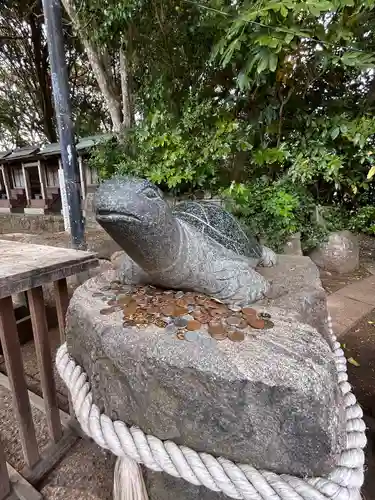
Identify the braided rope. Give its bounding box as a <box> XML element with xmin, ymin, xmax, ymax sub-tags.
<box><xmin>56</xmin><ymin>315</ymin><xmax>366</xmax><ymax>500</ymax></box>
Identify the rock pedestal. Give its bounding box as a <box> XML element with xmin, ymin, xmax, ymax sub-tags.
<box><xmin>309</xmin><ymin>230</ymin><xmax>359</xmax><ymax>274</ymax></box>
<box><xmin>65</xmin><ymin>256</ymin><xmax>346</xmax><ymax>500</ymax></box>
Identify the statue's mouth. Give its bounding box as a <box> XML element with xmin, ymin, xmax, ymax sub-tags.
<box><xmin>96</xmin><ymin>209</ymin><xmax>141</xmax><ymax>222</ymax></box>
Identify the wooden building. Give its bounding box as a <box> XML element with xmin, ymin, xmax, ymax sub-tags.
<box><xmin>0</xmin><ymin>135</ymin><xmax>107</xmax><ymax>215</ymax></box>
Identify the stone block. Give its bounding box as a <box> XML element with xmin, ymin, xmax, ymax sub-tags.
<box><xmin>309</xmin><ymin>230</ymin><xmax>359</xmax><ymax>274</ymax></box>
<box><xmin>258</xmin><ymin>255</ymin><xmax>331</xmax><ymax>343</ymax></box>
<box><xmin>66</xmin><ymin>273</ymin><xmax>345</xmax><ymax>490</ymax></box>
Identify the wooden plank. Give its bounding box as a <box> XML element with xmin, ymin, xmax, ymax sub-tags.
<box><xmin>0</xmin><ymin>372</ymin><xmax>71</xmax><ymax>431</ymax></box>
<box><xmin>6</xmin><ymin>463</ymin><xmax>41</xmax><ymax>500</ymax></box>
<box><xmin>0</xmin><ymin>373</ymin><xmax>88</xmax><ymax>441</ymax></box>
<box><xmin>27</xmin><ymin>287</ymin><xmax>62</xmax><ymax>443</ymax></box>
<box><xmin>21</xmin><ymin>430</ymin><xmax>78</xmax><ymax>486</ymax></box>
<box><xmin>0</xmin><ymin>297</ymin><xmax>40</xmax><ymax>468</ymax></box>
<box><xmin>53</xmin><ymin>278</ymin><xmax>69</xmax><ymax>344</ymax></box>
<box><xmin>0</xmin><ymin>436</ymin><xmax>10</xmax><ymax>500</ymax></box>
<box><xmin>0</xmin><ymin>240</ymin><xmax>98</xmax><ymax>298</ymax></box>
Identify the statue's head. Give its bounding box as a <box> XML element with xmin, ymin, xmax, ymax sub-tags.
<box><xmin>95</xmin><ymin>176</ymin><xmax>180</xmax><ymax>271</ymax></box>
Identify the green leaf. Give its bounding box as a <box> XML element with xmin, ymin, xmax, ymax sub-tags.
<box><xmin>269</xmin><ymin>53</ymin><xmax>278</xmax><ymax>72</ymax></box>
<box><xmin>367</xmin><ymin>166</ymin><xmax>375</xmax><ymax>180</ymax></box>
<box><xmin>348</xmin><ymin>357</ymin><xmax>360</xmax><ymax>367</ymax></box>
<box><xmin>257</xmin><ymin>56</ymin><xmax>269</xmax><ymax>74</ymax></box>
<box><xmin>237</xmin><ymin>72</ymin><xmax>250</xmax><ymax>90</ymax></box>
<box><xmin>331</xmin><ymin>127</ymin><xmax>340</xmax><ymax>139</ymax></box>
<box><xmin>284</xmin><ymin>33</ymin><xmax>294</xmax><ymax>44</ymax></box>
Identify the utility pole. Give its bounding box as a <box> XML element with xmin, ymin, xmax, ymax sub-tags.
<box><xmin>42</xmin><ymin>0</ymin><xmax>85</xmax><ymax>249</ymax></box>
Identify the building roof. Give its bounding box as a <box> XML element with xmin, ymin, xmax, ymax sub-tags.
<box><xmin>0</xmin><ymin>150</ymin><xmax>12</xmax><ymax>161</ymax></box>
<box><xmin>39</xmin><ymin>134</ymin><xmax>113</xmax><ymax>158</ymax></box>
<box><xmin>2</xmin><ymin>134</ymin><xmax>113</xmax><ymax>164</ymax></box>
<box><xmin>6</xmin><ymin>145</ymin><xmax>40</xmax><ymax>161</ymax></box>
<box><xmin>39</xmin><ymin>142</ymin><xmax>61</xmax><ymax>157</ymax></box>
<box><xmin>76</xmin><ymin>134</ymin><xmax>113</xmax><ymax>152</ymax></box>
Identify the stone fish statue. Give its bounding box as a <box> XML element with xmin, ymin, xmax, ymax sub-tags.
<box><xmin>95</xmin><ymin>176</ymin><xmax>277</xmax><ymax>305</ymax></box>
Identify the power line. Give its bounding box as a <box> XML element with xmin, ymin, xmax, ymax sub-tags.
<box><xmin>183</xmin><ymin>0</ymin><xmax>374</xmax><ymax>55</ymax></box>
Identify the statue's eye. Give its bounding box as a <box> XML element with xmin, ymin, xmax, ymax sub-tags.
<box><xmin>143</xmin><ymin>188</ymin><xmax>159</xmax><ymax>199</ymax></box>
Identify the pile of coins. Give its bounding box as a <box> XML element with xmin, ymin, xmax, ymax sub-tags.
<box><xmin>96</xmin><ymin>282</ymin><xmax>273</xmax><ymax>344</ymax></box>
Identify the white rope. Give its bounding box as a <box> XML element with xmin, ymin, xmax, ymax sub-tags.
<box><xmin>56</xmin><ymin>315</ymin><xmax>366</xmax><ymax>500</ymax></box>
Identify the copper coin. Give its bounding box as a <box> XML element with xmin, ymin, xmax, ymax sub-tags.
<box><xmin>100</xmin><ymin>306</ymin><xmax>119</xmax><ymax>315</ymax></box>
<box><xmin>242</xmin><ymin>307</ymin><xmax>257</xmax><ymax>316</ymax></box>
<box><xmin>174</xmin><ymin>305</ymin><xmax>188</xmax><ymax>316</ymax></box>
<box><xmin>246</xmin><ymin>316</ymin><xmax>265</xmax><ymax>329</ymax></box>
<box><xmin>236</xmin><ymin>319</ymin><xmax>248</xmax><ymax>329</ymax></box>
<box><xmin>175</xmin><ymin>298</ymin><xmax>187</xmax><ymax>308</ymax></box>
<box><xmin>228</xmin><ymin>330</ymin><xmax>245</xmax><ymax>342</ymax></box>
<box><xmin>208</xmin><ymin>322</ymin><xmax>227</xmax><ymax>340</ymax></box>
<box><xmin>226</xmin><ymin>316</ymin><xmax>242</xmax><ymax>326</ymax></box>
<box><xmin>117</xmin><ymin>295</ymin><xmax>133</xmax><ymax>305</ymax></box>
<box><xmin>193</xmin><ymin>312</ymin><xmax>210</xmax><ymax>324</ymax></box>
<box><xmin>196</xmin><ymin>297</ymin><xmax>207</xmax><ymax>306</ymax></box>
<box><xmin>177</xmin><ymin>332</ymin><xmax>185</xmax><ymax>340</ymax></box>
<box><xmin>123</xmin><ymin>301</ymin><xmax>137</xmax><ymax>316</ymax></box>
<box><xmin>161</xmin><ymin>304</ymin><xmax>175</xmax><ymax>316</ymax></box>
<box><xmin>187</xmin><ymin>320</ymin><xmax>201</xmax><ymax>331</ymax></box>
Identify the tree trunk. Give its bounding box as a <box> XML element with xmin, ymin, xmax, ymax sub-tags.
<box><xmin>61</xmin><ymin>0</ymin><xmax>122</xmax><ymax>132</ymax></box>
<box><xmin>119</xmin><ymin>48</ymin><xmax>134</xmax><ymax>129</ymax></box>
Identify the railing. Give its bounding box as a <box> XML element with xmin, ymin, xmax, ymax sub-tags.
<box><xmin>0</xmin><ymin>240</ymin><xmax>97</xmax><ymax>500</ymax></box>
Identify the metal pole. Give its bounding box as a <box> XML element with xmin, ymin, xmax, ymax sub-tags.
<box><xmin>42</xmin><ymin>0</ymin><xmax>85</xmax><ymax>249</ymax></box>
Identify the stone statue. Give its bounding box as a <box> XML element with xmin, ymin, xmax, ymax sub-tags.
<box><xmin>95</xmin><ymin>176</ymin><xmax>277</xmax><ymax>304</ymax></box>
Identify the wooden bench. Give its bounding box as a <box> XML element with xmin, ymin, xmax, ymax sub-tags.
<box><xmin>0</xmin><ymin>240</ymin><xmax>98</xmax><ymax>499</ymax></box>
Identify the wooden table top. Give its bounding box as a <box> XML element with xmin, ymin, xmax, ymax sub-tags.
<box><xmin>0</xmin><ymin>240</ymin><xmax>98</xmax><ymax>298</ymax></box>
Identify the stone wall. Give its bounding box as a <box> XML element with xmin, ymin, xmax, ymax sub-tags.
<box><xmin>0</xmin><ymin>214</ymin><xmax>65</xmax><ymax>234</ymax></box>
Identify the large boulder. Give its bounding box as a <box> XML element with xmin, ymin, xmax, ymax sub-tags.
<box><xmin>65</xmin><ymin>271</ymin><xmax>345</xmax><ymax>500</ymax></box>
<box><xmin>309</xmin><ymin>230</ymin><xmax>359</xmax><ymax>274</ymax></box>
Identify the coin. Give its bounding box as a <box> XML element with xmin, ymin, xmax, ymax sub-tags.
<box><xmin>174</xmin><ymin>305</ymin><xmax>188</xmax><ymax>316</ymax></box>
<box><xmin>154</xmin><ymin>318</ymin><xmax>168</xmax><ymax>328</ymax></box>
<box><xmin>100</xmin><ymin>306</ymin><xmax>119</xmax><ymax>315</ymax></box>
<box><xmin>175</xmin><ymin>298</ymin><xmax>188</xmax><ymax>308</ymax></box>
<box><xmin>245</xmin><ymin>316</ymin><xmax>265</xmax><ymax>329</ymax></box>
<box><xmin>173</xmin><ymin>316</ymin><xmax>188</xmax><ymax>327</ymax></box>
<box><xmin>161</xmin><ymin>304</ymin><xmax>175</xmax><ymax>316</ymax></box>
<box><xmin>187</xmin><ymin>319</ymin><xmax>201</xmax><ymax>331</ymax></box>
<box><xmin>117</xmin><ymin>294</ymin><xmax>133</xmax><ymax>305</ymax></box>
<box><xmin>263</xmin><ymin>319</ymin><xmax>274</xmax><ymax>329</ymax></box>
<box><xmin>259</xmin><ymin>312</ymin><xmax>271</xmax><ymax>319</ymax></box>
<box><xmin>228</xmin><ymin>329</ymin><xmax>245</xmax><ymax>342</ymax></box>
<box><xmin>196</xmin><ymin>297</ymin><xmax>207</xmax><ymax>306</ymax></box>
<box><xmin>208</xmin><ymin>322</ymin><xmax>227</xmax><ymax>340</ymax></box>
<box><xmin>242</xmin><ymin>307</ymin><xmax>257</xmax><ymax>316</ymax></box>
<box><xmin>184</xmin><ymin>331</ymin><xmax>199</xmax><ymax>342</ymax></box>
<box><xmin>123</xmin><ymin>301</ymin><xmax>137</xmax><ymax>316</ymax></box>
<box><xmin>226</xmin><ymin>316</ymin><xmax>242</xmax><ymax>326</ymax></box>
